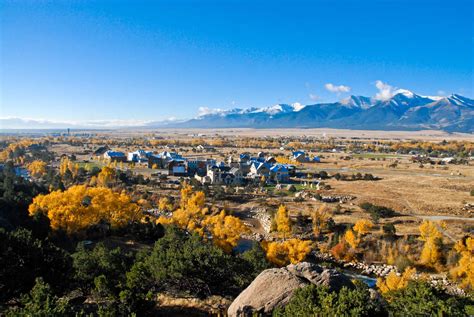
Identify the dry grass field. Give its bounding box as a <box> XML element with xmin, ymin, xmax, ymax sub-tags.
<box><xmin>108</xmin><ymin>128</ymin><xmax>474</xmax><ymax>141</ymax></box>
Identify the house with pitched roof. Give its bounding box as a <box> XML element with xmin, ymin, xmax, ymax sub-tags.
<box><xmin>104</xmin><ymin>150</ymin><xmax>126</xmax><ymax>162</ymax></box>
<box><xmin>270</xmin><ymin>164</ymin><xmax>290</xmax><ymax>183</ymax></box>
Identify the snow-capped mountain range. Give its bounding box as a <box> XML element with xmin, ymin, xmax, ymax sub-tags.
<box><xmin>161</xmin><ymin>90</ymin><xmax>473</xmax><ymax>132</ymax></box>
<box><xmin>2</xmin><ymin>90</ymin><xmax>472</xmax><ymax>132</ymax></box>
<box><xmin>196</xmin><ymin>102</ymin><xmax>306</xmax><ymax>117</ymax></box>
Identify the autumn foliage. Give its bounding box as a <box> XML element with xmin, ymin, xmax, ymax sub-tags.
<box><xmin>28</xmin><ymin>185</ymin><xmax>141</xmax><ymax>234</ymax></box>
<box><xmin>343</xmin><ymin>219</ymin><xmax>373</xmax><ymax>250</ymax></box>
<box><xmin>59</xmin><ymin>156</ymin><xmax>79</xmax><ymax>179</ymax></box>
<box><xmin>311</xmin><ymin>205</ymin><xmax>331</xmax><ymax>237</ymax></box>
<box><xmin>330</xmin><ymin>240</ymin><xmax>351</xmax><ymax>261</ymax></box>
<box><xmin>263</xmin><ymin>239</ymin><xmax>312</xmax><ymax>266</ymax></box>
<box><xmin>344</xmin><ymin>229</ymin><xmax>359</xmax><ymax>249</ymax></box>
<box><xmin>27</xmin><ymin>160</ymin><xmax>47</xmax><ymax>177</ymax></box>
<box><xmin>158</xmin><ymin>197</ymin><xmax>173</xmax><ymax>212</ymax></box>
<box><xmin>377</xmin><ymin>267</ymin><xmax>416</xmax><ymax>294</ymax></box>
<box><xmin>96</xmin><ymin>166</ymin><xmax>116</xmax><ymax>187</ymax></box>
<box><xmin>353</xmin><ymin>219</ymin><xmax>373</xmax><ymax>236</ymax></box>
<box><xmin>157</xmin><ymin>184</ymin><xmax>248</xmax><ymax>253</ymax></box>
<box><xmin>418</xmin><ymin>220</ymin><xmax>443</xmax><ymax>268</ymax></box>
<box><xmin>450</xmin><ymin>236</ymin><xmax>474</xmax><ymax>289</ymax></box>
<box><xmin>202</xmin><ymin>210</ymin><xmax>249</xmax><ymax>253</ymax></box>
<box><xmin>275</xmin><ymin>156</ymin><xmax>294</xmax><ymax>165</ymax></box>
<box><xmin>275</xmin><ymin>204</ymin><xmax>292</xmax><ymax>237</ymax></box>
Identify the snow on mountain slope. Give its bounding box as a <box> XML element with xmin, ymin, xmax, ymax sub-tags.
<box><xmin>161</xmin><ymin>91</ymin><xmax>473</xmax><ymax>132</ymax></box>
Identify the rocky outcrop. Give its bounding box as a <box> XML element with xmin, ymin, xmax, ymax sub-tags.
<box><xmin>249</xmin><ymin>208</ymin><xmax>272</xmax><ymax>233</ymax></box>
<box><xmin>227</xmin><ymin>262</ymin><xmax>353</xmax><ymax>317</ymax></box>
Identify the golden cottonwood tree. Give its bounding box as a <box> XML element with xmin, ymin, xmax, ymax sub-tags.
<box><xmin>275</xmin><ymin>156</ymin><xmax>293</xmax><ymax>164</ymax></box>
<box><xmin>202</xmin><ymin>210</ymin><xmax>249</xmax><ymax>253</ymax></box>
<box><xmin>97</xmin><ymin>166</ymin><xmax>116</xmax><ymax>187</ymax></box>
<box><xmin>179</xmin><ymin>183</ymin><xmax>194</xmax><ymax>208</ymax></box>
<box><xmin>158</xmin><ymin>189</ymin><xmax>248</xmax><ymax>253</ymax></box>
<box><xmin>344</xmin><ymin>219</ymin><xmax>373</xmax><ymax>249</ymax></box>
<box><xmin>59</xmin><ymin>156</ymin><xmax>79</xmax><ymax>179</ymax></box>
<box><xmin>450</xmin><ymin>236</ymin><xmax>474</xmax><ymax>289</ymax></box>
<box><xmin>344</xmin><ymin>229</ymin><xmax>359</xmax><ymax>249</ymax></box>
<box><xmin>169</xmin><ymin>191</ymin><xmax>208</xmax><ymax>232</ymax></box>
<box><xmin>263</xmin><ymin>239</ymin><xmax>312</xmax><ymax>266</ymax></box>
<box><xmin>27</xmin><ymin>160</ymin><xmax>47</xmax><ymax>177</ymax></box>
<box><xmin>418</xmin><ymin>220</ymin><xmax>443</xmax><ymax>268</ymax></box>
<box><xmin>376</xmin><ymin>267</ymin><xmax>416</xmax><ymax>294</ymax></box>
<box><xmin>59</xmin><ymin>156</ymin><xmax>70</xmax><ymax>176</ymax></box>
<box><xmin>275</xmin><ymin>204</ymin><xmax>291</xmax><ymax>237</ymax></box>
<box><xmin>28</xmin><ymin>185</ymin><xmax>141</xmax><ymax>234</ymax></box>
<box><xmin>312</xmin><ymin>205</ymin><xmax>331</xmax><ymax>237</ymax></box>
<box><xmin>158</xmin><ymin>197</ymin><xmax>173</xmax><ymax>212</ymax></box>
<box><xmin>353</xmin><ymin>219</ymin><xmax>373</xmax><ymax>236</ymax></box>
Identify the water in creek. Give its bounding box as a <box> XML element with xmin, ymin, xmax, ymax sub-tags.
<box><xmin>342</xmin><ymin>271</ymin><xmax>378</xmax><ymax>288</ymax></box>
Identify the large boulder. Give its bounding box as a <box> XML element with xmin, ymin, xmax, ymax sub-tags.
<box><xmin>228</xmin><ymin>262</ymin><xmax>354</xmax><ymax>317</ymax></box>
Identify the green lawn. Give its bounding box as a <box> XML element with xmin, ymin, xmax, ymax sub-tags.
<box><xmin>77</xmin><ymin>161</ymin><xmax>105</xmax><ymax>171</ymax></box>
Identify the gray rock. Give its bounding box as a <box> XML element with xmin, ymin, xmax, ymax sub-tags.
<box><xmin>287</xmin><ymin>262</ymin><xmax>353</xmax><ymax>292</ymax></box>
<box><xmin>228</xmin><ymin>262</ymin><xmax>354</xmax><ymax>317</ymax></box>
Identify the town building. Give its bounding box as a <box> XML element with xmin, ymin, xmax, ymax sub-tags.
<box><xmin>104</xmin><ymin>150</ymin><xmax>127</xmax><ymax>162</ymax></box>
<box><xmin>127</xmin><ymin>149</ymin><xmax>152</xmax><ymax>163</ymax></box>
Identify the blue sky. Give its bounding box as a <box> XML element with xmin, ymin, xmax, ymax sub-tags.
<box><xmin>1</xmin><ymin>0</ymin><xmax>473</xmax><ymax>126</ymax></box>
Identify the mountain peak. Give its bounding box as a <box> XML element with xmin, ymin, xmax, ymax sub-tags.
<box><xmin>341</xmin><ymin>95</ymin><xmax>373</xmax><ymax>109</ymax></box>
<box><xmin>447</xmin><ymin>94</ymin><xmax>474</xmax><ymax>106</ymax></box>
<box><xmin>393</xmin><ymin>89</ymin><xmax>415</xmax><ymax>98</ymax></box>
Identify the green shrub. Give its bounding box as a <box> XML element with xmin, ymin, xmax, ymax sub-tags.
<box><xmin>385</xmin><ymin>280</ymin><xmax>472</xmax><ymax>316</ymax></box>
<box><xmin>360</xmin><ymin>202</ymin><xmax>395</xmax><ymax>222</ymax></box>
<box><xmin>382</xmin><ymin>223</ymin><xmax>396</xmax><ymax>237</ymax></box>
<box><xmin>0</xmin><ymin>228</ymin><xmax>72</xmax><ymax>302</ymax></box>
<box><xmin>6</xmin><ymin>278</ymin><xmax>72</xmax><ymax>317</ymax></box>
<box><xmin>72</xmin><ymin>242</ymin><xmax>134</xmax><ymax>296</ymax></box>
<box><xmin>127</xmin><ymin>226</ymin><xmax>262</xmax><ymax>298</ymax></box>
<box><xmin>273</xmin><ymin>281</ymin><xmax>381</xmax><ymax>317</ymax></box>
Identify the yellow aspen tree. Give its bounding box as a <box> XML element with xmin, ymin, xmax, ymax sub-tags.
<box><xmin>59</xmin><ymin>157</ymin><xmax>70</xmax><ymax>176</ymax></box>
<box><xmin>202</xmin><ymin>210</ymin><xmax>249</xmax><ymax>253</ymax></box>
<box><xmin>179</xmin><ymin>183</ymin><xmax>193</xmax><ymax>209</ymax></box>
<box><xmin>377</xmin><ymin>267</ymin><xmax>416</xmax><ymax>294</ymax></box>
<box><xmin>286</xmin><ymin>239</ymin><xmax>312</xmax><ymax>264</ymax></box>
<box><xmin>418</xmin><ymin>220</ymin><xmax>443</xmax><ymax>268</ymax></box>
<box><xmin>28</xmin><ymin>185</ymin><xmax>141</xmax><ymax>234</ymax></box>
<box><xmin>89</xmin><ymin>175</ymin><xmax>98</xmax><ymax>186</ymax></box>
<box><xmin>450</xmin><ymin>236</ymin><xmax>474</xmax><ymax>289</ymax></box>
<box><xmin>276</xmin><ymin>204</ymin><xmax>291</xmax><ymax>238</ymax></box>
<box><xmin>353</xmin><ymin>219</ymin><xmax>373</xmax><ymax>236</ymax></box>
<box><xmin>158</xmin><ymin>197</ymin><xmax>173</xmax><ymax>212</ymax></box>
<box><xmin>344</xmin><ymin>229</ymin><xmax>359</xmax><ymax>249</ymax></box>
<box><xmin>264</xmin><ymin>239</ymin><xmax>312</xmax><ymax>266</ymax></box>
<box><xmin>97</xmin><ymin>166</ymin><xmax>115</xmax><ymax>187</ymax></box>
<box><xmin>69</xmin><ymin>162</ymin><xmax>79</xmax><ymax>179</ymax></box>
<box><xmin>312</xmin><ymin>204</ymin><xmax>331</xmax><ymax>237</ymax></box>
<box><xmin>27</xmin><ymin>160</ymin><xmax>47</xmax><ymax>177</ymax></box>
<box><xmin>163</xmin><ymin>189</ymin><xmax>248</xmax><ymax>253</ymax></box>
